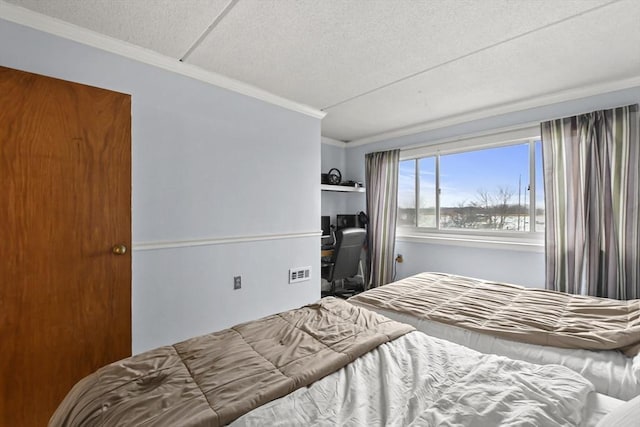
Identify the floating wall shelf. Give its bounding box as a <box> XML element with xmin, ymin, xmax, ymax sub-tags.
<box><xmin>321</xmin><ymin>184</ymin><xmax>365</xmax><ymax>193</ymax></box>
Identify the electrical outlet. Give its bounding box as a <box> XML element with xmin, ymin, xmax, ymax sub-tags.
<box><xmin>233</xmin><ymin>275</ymin><xmax>242</xmax><ymax>290</ymax></box>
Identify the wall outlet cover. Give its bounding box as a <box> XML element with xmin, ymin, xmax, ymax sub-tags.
<box><xmin>289</xmin><ymin>266</ymin><xmax>311</xmax><ymax>284</ymax></box>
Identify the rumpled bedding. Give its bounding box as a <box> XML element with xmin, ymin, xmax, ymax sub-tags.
<box><xmin>233</xmin><ymin>331</ymin><xmax>596</xmax><ymax>427</ymax></box>
<box><xmin>50</xmin><ymin>294</ymin><xmax>599</xmax><ymax>427</ymax></box>
<box><xmin>349</xmin><ymin>272</ymin><xmax>640</xmax><ymax>356</ymax></box>
<box><xmin>49</xmin><ymin>298</ymin><xmax>413</xmax><ymax>427</ymax></box>
<box><xmin>352</xmin><ymin>305</ymin><xmax>640</xmax><ymax>401</ymax></box>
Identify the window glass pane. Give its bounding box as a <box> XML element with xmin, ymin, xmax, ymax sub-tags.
<box><xmin>439</xmin><ymin>144</ymin><xmax>530</xmax><ymax>231</ymax></box>
<box><xmin>397</xmin><ymin>159</ymin><xmax>416</xmax><ymax>226</ymax></box>
<box><xmin>534</xmin><ymin>140</ymin><xmax>545</xmax><ymax>232</ymax></box>
<box><xmin>418</xmin><ymin>157</ymin><xmax>436</xmax><ymax>227</ymax></box>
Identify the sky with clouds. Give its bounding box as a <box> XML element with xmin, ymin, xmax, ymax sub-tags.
<box><xmin>399</xmin><ymin>141</ymin><xmax>545</xmax><ymax>210</ymax></box>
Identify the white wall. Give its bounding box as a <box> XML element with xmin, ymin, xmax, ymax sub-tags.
<box><xmin>344</xmin><ymin>86</ymin><xmax>640</xmax><ymax>287</ymax></box>
<box><xmin>1</xmin><ymin>18</ymin><xmax>321</xmax><ymax>353</ymax></box>
<box><xmin>394</xmin><ymin>240</ymin><xmax>545</xmax><ymax>288</ymax></box>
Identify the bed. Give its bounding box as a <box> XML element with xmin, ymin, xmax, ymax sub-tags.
<box><xmin>50</xmin><ymin>297</ymin><xmax>626</xmax><ymax>426</ymax></box>
<box><xmin>348</xmin><ymin>272</ymin><xmax>640</xmax><ymax>401</ymax></box>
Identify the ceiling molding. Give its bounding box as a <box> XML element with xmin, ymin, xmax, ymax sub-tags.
<box><xmin>346</xmin><ymin>75</ymin><xmax>640</xmax><ymax>147</ymax></box>
<box><xmin>0</xmin><ymin>1</ymin><xmax>326</xmax><ymax>120</ymax></box>
<box><xmin>321</xmin><ymin>136</ymin><xmax>347</xmax><ymax>148</ymax></box>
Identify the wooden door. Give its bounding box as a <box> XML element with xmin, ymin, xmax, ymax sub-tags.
<box><xmin>0</xmin><ymin>66</ymin><xmax>131</xmax><ymax>426</ymax></box>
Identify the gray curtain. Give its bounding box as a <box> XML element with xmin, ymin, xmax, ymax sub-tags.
<box><xmin>365</xmin><ymin>149</ymin><xmax>400</xmax><ymax>288</ymax></box>
<box><xmin>541</xmin><ymin>104</ymin><xmax>640</xmax><ymax>299</ymax></box>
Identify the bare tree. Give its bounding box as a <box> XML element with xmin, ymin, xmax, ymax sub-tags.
<box><xmin>469</xmin><ymin>186</ymin><xmax>515</xmax><ymax>229</ymax></box>
<box><xmin>494</xmin><ymin>186</ymin><xmax>514</xmax><ymax>229</ymax></box>
<box><xmin>447</xmin><ymin>200</ymin><xmax>479</xmax><ymax>228</ymax></box>
<box><xmin>475</xmin><ymin>189</ymin><xmax>495</xmax><ymax>228</ymax></box>
<box><xmin>441</xmin><ymin>186</ymin><xmax>517</xmax><ymax>230</ymax></box>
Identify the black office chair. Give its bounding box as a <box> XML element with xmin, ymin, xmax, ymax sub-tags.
<box><xmin>321</xmin><ymin>227</ymin><xmax>366</xmax><ymax>298</ymax></box>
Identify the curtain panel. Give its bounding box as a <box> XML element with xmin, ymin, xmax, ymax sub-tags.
<box><xmin>365</xmin><ymin>149</ymin><xmax>400</xmax><ymax>288</ymax></box>
<box><xmin>541</xmin><ymin>104</ymin><xmax>640</xmax><ymax>299</ymax></box>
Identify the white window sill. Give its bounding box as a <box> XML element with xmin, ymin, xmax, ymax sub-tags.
<box><xmin>396</xmin><ymin>229</ymin><xmax>544</xmax><ymax>253</ymax></box>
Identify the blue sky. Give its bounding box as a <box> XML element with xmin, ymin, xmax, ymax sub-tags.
<box><xmin>399</xmin><ymin>141</ymin><xmax>545</xmax><ymax>209</ymax></box>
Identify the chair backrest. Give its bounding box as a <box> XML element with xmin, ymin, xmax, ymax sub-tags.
<box><xmin>329</xmin><ymin>227</ymin><xmax>366</xmax><ymax>282</ymax></box>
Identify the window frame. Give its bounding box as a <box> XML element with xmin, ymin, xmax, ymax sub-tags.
<box><xmin>396</xmin><ymin>126</ymin><xmax>544</xmax><ymax>250</ymax></box>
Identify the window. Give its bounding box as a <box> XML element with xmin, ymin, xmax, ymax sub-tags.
<box><xmin>398</xmin><ymin>137</ymin><xmax>544</xmax><ymax>236</ymax></box>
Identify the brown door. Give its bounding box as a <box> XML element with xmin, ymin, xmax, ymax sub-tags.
<box><xmin>0</xmin><ymin>66</ymin><xmax>131</xmax><ymax>426</ymax></box>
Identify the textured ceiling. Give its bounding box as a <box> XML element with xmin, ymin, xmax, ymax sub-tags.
<box><xmin>5</xmin><ymin>0</ymin><xmax>640</xmax><ymax>143</ymax></box>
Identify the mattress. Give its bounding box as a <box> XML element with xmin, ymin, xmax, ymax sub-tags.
<box><xmin>232</xmin><ymin>331</ymin><xmax>620</xmax><ymax>427</ymax></box>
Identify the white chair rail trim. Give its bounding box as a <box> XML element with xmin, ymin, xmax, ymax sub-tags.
<box><xmin>133</xmin><ymin>231</ymin><xmax>321</xmax><ymax>251</ymax></box>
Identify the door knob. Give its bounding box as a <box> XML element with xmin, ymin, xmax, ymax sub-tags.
<box><xmin>112</xmin><ymin>244</ymin><xmax>127</xmax><ymax>255</ymax></box>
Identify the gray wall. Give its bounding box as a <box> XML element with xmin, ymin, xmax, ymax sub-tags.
<box><xmin>343</xmin><ymin>86</ymin><xmax>640</xmax><ymax>287</ymax></box>
<box><xmin>320</xmin><ymin>141</ymin><xmax>348</xmax><ymax>220</ymax></box>
<box><xmin>1</xmin><ymin>19</ymin><xmax>321</xmax><ymax>353</ymax></box>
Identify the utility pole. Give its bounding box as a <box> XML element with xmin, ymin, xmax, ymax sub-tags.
<box><xmin>518</xmin><ymin>174</ymin><xmax>522</xmax><ymax>231</ymax></box>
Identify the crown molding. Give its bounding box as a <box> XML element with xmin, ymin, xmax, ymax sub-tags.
<box><xmin>321</xmin><ymin>136</ymin><xmax>347</xmax><ymax>148</ymax></box>
<box><xmin>347</xmin><ymin>75</ymin><xmax>640</xmax><ymax>147</ymax></box>
<box><xmin>0</xmin><ymin>1</ymin><xmax>326</xmax><ymax>120</ymax></box>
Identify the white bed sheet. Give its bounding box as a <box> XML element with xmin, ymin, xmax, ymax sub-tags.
<box><xmin>593</xmin><ymin>394</ymin><xmax>640</xmax><ymax>427</ymax></box>
<box><xmin>355</xmin><ymin>306</ymin><xmax>640</xmax><ymax>401</ymax></box>
<box><xmin>232</xmin><ymin>331</ymin><xmax>618</xmax><ymax>427</ymax></box>
<box><xmin>586</xmin><ymin>393</ymin><xmax>626</xmax><ymax>427</ymax></box>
